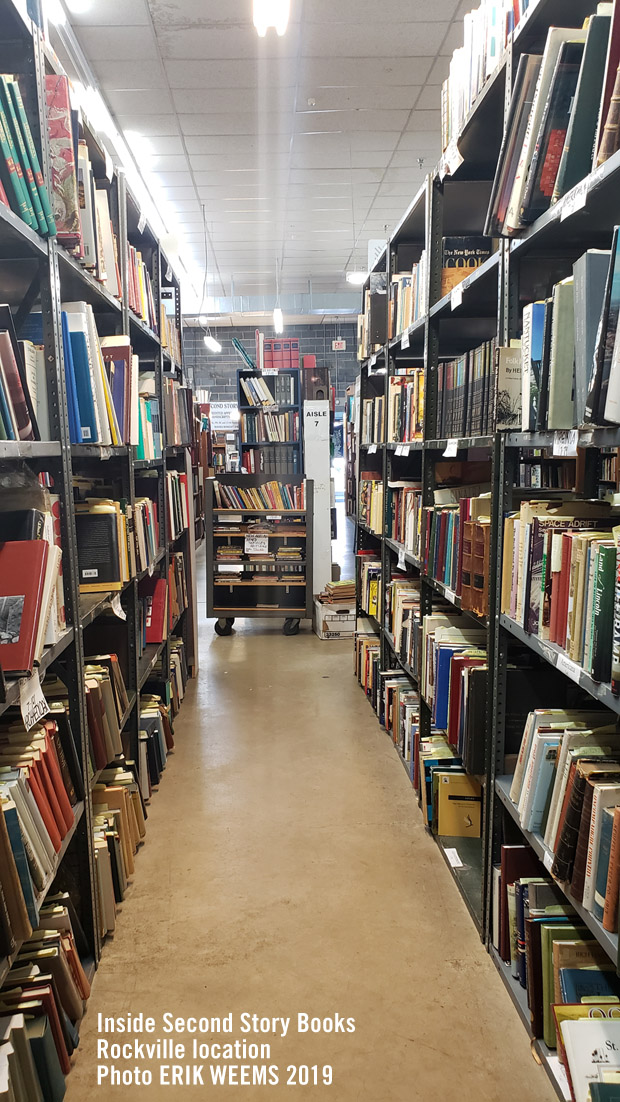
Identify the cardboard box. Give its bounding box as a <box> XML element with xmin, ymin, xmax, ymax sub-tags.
<box><xmin>313</xmin><ymin>597</ymin><xmax>356</xmax><ymax>640</ymax></box>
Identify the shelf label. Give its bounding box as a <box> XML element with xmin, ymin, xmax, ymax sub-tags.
<box><xmin>542</xmin><ymin>850</ymin><xmax>554</xmax><ymax>873</ymax></box>
<box><xmin>104</xmin><ymin>149</ymin><xmax>114</xmax><ymax>182</ymax></box>
<box><xmin>445</xmin><ymin>587</ymin><xmax>457</xmax><ymax>604</ymax></box>
<box><xmin>99</xmin><ymin>446</ymin><xmax>112</xmax><ymax>460</ymax></box>
<box><xmin>245</xmin><ymin>533</ymin><xmax>269</xmax><ymax>554</ymax></box>
<box><xmin>263</xmin><ymin>368</ymin><xmax>278</xmax><ymax>376</ymax></box>
<box><xmin>369</xmin><ymin>354</ymin><xmax>378</xmax><ymax>368</ymax></box>
<box><xmin>401</xmin><ymin>327</ymin><xmax>410</xmax><ymax>350</ymax></box>
<box><xmin>444</xmin><ymin>846</ymin><xmax>464</xmax><ymax>869</ymax></box>
<box><xmin>398</xmin><ymin>547</ymin><xmax>406</xmax><ymax>571</ymax></box>
<box><xmin>443</xmin><ymin>438</ymin><xmax>459</xmax><ymax>458</ymax></box>
<box><xmin>20</xmin><ymin>669</ymin><xmax>49</xmax><ymax>732</ymax></box>
<box><xmin>148</xmin><ymin>561</ymin><xmax>155</xmax><ymax>577</ymax></box>
<box><xmin>137</xmin><ymin>210</ymin><xmax>147</xmax><ymax>234</ymax></box>
<box><xmin>553</xmin><ymin>429</ymin><xmax>579</xmax><ymax>457</ymax></box>
<box><xmin>218</xmin><ymin>564</ymin><xmax>243</xmax><ymax>573</ymax></box>
<box><xmin>367</xmin><ymin>444</ymin><xmax>378</xmax><ymax>454</ymax></box>
<box><xmin>165</xmin><ymin>265</ymin><xmax>172</xmax><ymax>282</ymax></box>
<box><xmin>560</xmin><ymin>179</ymin><xmax>588</xmax><ymax>221</ymax></box>
<box><xmin>556</xmin><ymin>652</ymin><xmax>581</xmax><ymax>685</ymax></box>
<box><xmin>451</xmin><ymin>283</ymin><xmax>464</xmax><ymax>311</ymax></box>
<box><xmin>111</xmin><ymin>594</ymin><xmax>126</xmax><ymax>620</ymax></box>
<box><xmin>395</xmin><ymin>443</ymin><xmax>411</xmax><ymax>457</ymax></box>
<box><xmin>267</xmin><ymin>515</ymin><xmax>282</xmax><ymax>520</ymax></box>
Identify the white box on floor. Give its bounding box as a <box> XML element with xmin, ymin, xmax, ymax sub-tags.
<box><xmin>313</xmin><ymin>597</ymin><xmax>356</xmax><ymax>640</ymax></box>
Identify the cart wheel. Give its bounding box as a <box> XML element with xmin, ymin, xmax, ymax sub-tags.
<box><xmin>226</xmin><ymin>617</ymin><xmax>235</xmax><ymax>626</ymax></box>
<box><xmin>283</xmin><ymin>618</ymin><xmax>300</xmax><ymax>636</ymax></box>
<box><xmin>215</xmin><ymin>618</ymin><xmax>233</xmax><ymax>636</ymax></box>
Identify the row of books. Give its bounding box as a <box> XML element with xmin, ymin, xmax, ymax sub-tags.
<box><xmin>422</xmin><ymin>488</ymin><xmax>492</xmax><ymax>615</ymax></box>
<box><xmin>127</xmin><ymin>244</ymin><xmax>157</xmax><ymax>333</ymax></box>
<box><xmin>240</xmin><ymin>410</ymin><xmax>300</xmax><ymax>443</ymax></box>
<box><xmin>163</xmin><ymin>378</ymin><xmax>192</xmax><ymax>447</ymax></box>
<box><xmin>357</xmin><ymin>553</ymin><xmax>381</xmax><ymax>620</ymax></box>
<box><xmin>0</xmin><ymin>73</ymin><xmax>55</xmax><ymax>238</ymax></box>
<box><xmin>242</xmin><ymin>445</ymin><xmax>301</xmax><ymax>476</ymax></box>
<box><xmin>75</xmin><ymin>493</ymin><xmax>151</xmax><ymax>594</ymax></box>
<box><xmin>137</xmin><ymin>389</ymin><xmax>162</xmax><ymax>459</ymax></box>
<box><xmin>137</xmin><ymin>552</ymin><xmax>188</xmax><ymax>648</ymax></box>
<box><xmin>377</xmin><ymin>668</ymin><xmax>420</xmax><ymax>766</ymax></box>
<box><xmin>417</xmin><ymin>729</ymin><xmax>483</xmax><ymax>836</ymax></box>
<box><xmin>361</xmin><ymin>395</ymin><xmax>384</xmax><ymax>445</ymax></box>
<box><xmin>492</xmin><ymin>842</ymin><xmax>620</xmax><ymax>1094</ymax></box>
<box><xmin>358</xmin><ymin>475</ymin><xmax>383</xmax><ymax>534</ymax></box>
<box><xmin>212</xmin><ymin>479</ymin><xmax>306</xmax><ymax>512</ymax></box>
<box><xmin>517</xmin><ymin>454</ymin><xmax>578</xmax><ymax>490</ymax></box>
<box><xmin>160</xmin><ymin>306</ymin><xmax>181</xmax><ymax>365</ymax></box>
<box><xmin>387</xmin><ymin>481</ymin><xmax>422</xmax><ymax>560</ymax></box>
<box><xmin>440</xmin><ymin>0</ymin><xmax>525</xmax><ymax>152</ymax></box>
<box><xmin>261</xmin><ymin>338</ymin><xmax>300</xmax><ymax>370</ymax></box>
<box><xmin>166</xmin><ymin>470</ymin><xmax>190</xmax><ymax>543</ymax></box>
<box><xmin>502</xmin><ymin>500</ymin><xmax>620</xmax><ymax>685</ymax></box>
<box><xmin>239</xmin><ymin>373</ymin><xmax>296</xmax><ymax>407</ymax></box>
<box><xmin>487</xmin><ymin>11</ymin><xmax>620</xmax><ymax>237</ymax></box>
<box><xmin>421</xmin><ymin>611</ymin><xmax>488</xmax><ymax>776</ymax></box>
<box><xmin>388</xmin><ymin>253</ymin><xmax>428</xmax><ymax>339</ymax></box>
<box><xmin>387</xmin><ymin>371</ymin><xmax>424</xmax><ymax>442</ymax></box>
<box><xmin>386</xmin><ymin>576</ymin><xmax>421</xmax><ymax>677</ymax></box>
<box><xmin>436</xmin><ymin>339</ymin><xmax>520</xmax><ymax>439</ymax></box>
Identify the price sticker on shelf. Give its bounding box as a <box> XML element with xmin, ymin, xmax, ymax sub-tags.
<box><xmin>369</xmin><ymin>353</ymin><xmax>378</xmax><ymax>368</ymax></box>
<box><xmin>367</xmin><ymin>444</ymin><xmax>378</xmax><ymax>454</ymax></box>
<box><xmin>20</xmin><ymin>669</ymin><xmax>49</xmax><ymax>732</ymax></box>
<box><xmin>111</xmin><ymin>594</ymin><xmax>126</xmax><ymax>620</ymax></box>
<box><xmin>165</xmin><ymin>265</ymin><xmax>172</xmax><ymax>282</ymax></box>
<box><xmin>542</xmin><ymin>850</ymin><xmax>554</xmax><ymax>873</ymax></box>
<box><xmin>444</xmin><ymin>847</ymin><xmax>464</xmax><ymax>869</ymax></box>
<box><xmin>267</xmin><ymin>515</ymin><xmax>282</xmax><ymax>521</ymax></box>
<box><xmin>561</xmin><ymin>179</ymin><xmax>588</xmax><ymax>221</ymax></box>
<box><xmin>148</xmin><ymin>561</ymin><xmax>155</xmax><ymax>576</ymax></box>
<box><xmin>104</xmin><ymin>148</ymin><xmax>114</xmax><ymax>182</ymax></box>
<box><xmin>137</xmin><ymin>210</ymin><xmax>147</xmax><ymax>234</ymax></box>
<box><xmin>401</xmin><ymin>327</ymin><xmax>410</xmax><ymax>350</ymax></box>
<box><xmin>553</xmin><ymin>429</ymin><xmax>579</xmax><ymax>457</ymax></box>
<box><xmin>398</xmin><ymin>547</ymin><xmax>406</xmax><ymax>571</ymax></box>
<box><xmin>245</xmin><ymin>533</ymin><xmax>269</xmax><ymax>555</ymax></box>
<box><xmin>556</xmin><ymin>652</ymin><xmax>581</xmax><ymax>685</ymax></box>
<box><xmin>443</xmin><ymin>438</ymin><xmax>459</xmax><ymax>458</ymax></box>
<box><xmin>263</xmin><ymin>368</ymin><xmax>278</xmax><ymax>376</ymax></box>
<box><xmin>451</xmin><ymin>283</ymin><xmax>464</xmax><ymax>311</ymax></box>
<box><xmin>99</xmin><ymin>446</ymin><xmax>112</xmax><ymax>460</ymax></box>
<box><xmin>218</xmin><ymin>564</ymin><xmax>243</xmax><ymax>573</ymax></box>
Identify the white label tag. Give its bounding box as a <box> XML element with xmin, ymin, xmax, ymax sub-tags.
<box><xmin>368</xmin><ymin>444</ymin><xmax>377</xmax><ymax>454</ymax></box>
<box><xmin>263</xmin><ymin>368</ymin><xmax>278</xmax><ymax>376</ymax></box>
<box><xmin>104</xmin><ymin>149</ymin><xmax>113</xmax><ymax>182</ymax></box>
<box><xmin>444</xmin><ymin>847</ymin><xmax>464</xmax><ymax>869</ymax></box>
<box><xmin>451</xmin><ymin>283</ymin><xmax>464</xmax><ymax>311</ymax></box>
<box><xmin>20</xmin><ymin>669</ymin><xmax>49</xmax><ymax>732</ymax></box>
<box><xmin>446</xmin><ymin>139</ymin><xmax>464</xmax><ymax>176</ymax></box>
<box><xmin>369</xmin><ymin>354</ymin><xmax>377</xmax><ymax>368</ymax></box>
<box><xmin>401</xmin><ymin>327</ymin><xmax>410</xmax><ymax>350</ymax></box>
<box><xmin>398</xmin><ymin>547</ymin><xmax>406</xmax><ymax>571</ymax></box>
<box><xmin>267</xmin><ymin>515</ymin><xmax>282</xmax><ymax>520</ymax></box>
<box><xmin>561</xmin><ymin>179</ymin><xmax>588</xmax><ymax>221</ymax></box>
<box><xmin>137</xmin><ymin>211</ymin><xmax>147</xmax><ymax>234</ymax></box>
<box><xmin>100</xmin><ymin>446</ymin><xmax>112</xmax><ymax>460</ymax></box>
<box><xmin>148</xmin><ymin>561</ymin><xmax>155</xmax><ymax>576</ymax></box>
<box><xmin>445</xmin><ymin>588</ymin><xmax>457</xmax><ymax>604</ymax></box>
<box><xmin>165</xmin><ymin>265</ymin><xmax>172</xmax><ymax>282</ymax></box>
<box><xmin>218</xmin><ymin>563</ymin><xmax>243</xmax><ymax>573</ymax></box>
<box><xmin>553</xmin><ymin>429</ymin><xmax>579</xmax><ymax>457</ymax></box>
<box><xmin>111</xmin><ymin>594</ymin><xmax>126</xmax><ymax>620</ymax></box>
<box><xmin>245</xmin><ymin>533</ymin><xmax>269</xmax><ymax>554</ymax></box>
<box><xmin>556</xmin><ymin>652</ymin><xmax>581</xmax><ymax>684</ymax></box>
<box><xmin>443</xmin><ymin>438</ymin><xmax>459</xmax><ymax>458</ymax></box>
<box><xmin>543</xmin><ymin>850</ymin><xmax>554</xmax><ymax>873</ymax></box>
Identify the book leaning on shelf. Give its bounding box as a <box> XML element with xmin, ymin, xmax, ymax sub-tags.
<box><xmin>163</xmin><ymin>378</ymin><xmax>192</xmax><ymax>446</ymax></box>
<box><xmin>356</xmin><ymin>552</ymin><xmax>381</xmax><ymax>620</ymax></box>
<box><xmin>127</xmin><ymin>244</ymin><xmax>157</xmax><ymax>333</ymax></box>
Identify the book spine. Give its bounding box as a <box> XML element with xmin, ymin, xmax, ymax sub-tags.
<box><xmin>603</xmin><ymin>804</ymin><xmax>620</xmax><ymax>931</ymax></box>
<box><xmin>597</xmin><ymin>61</ymin><xmax>620</xmax><ymax>165</ymax></box>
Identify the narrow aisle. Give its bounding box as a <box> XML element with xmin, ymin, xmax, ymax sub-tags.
<box><xmin>68</xmin><ymin>617</ymin><xmax>554</xmax><ymax>1101</ymax></box>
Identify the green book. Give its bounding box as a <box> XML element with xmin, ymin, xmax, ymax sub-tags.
<box><xmin>6</xmin><ymin>77</ymin><xmax>56</xmax><ymax>235</ymax></box>
<box><xmin>541</xmin><ymin>922</ymin><xmax>588</xmax><ymax>1048</ymax></box>
<box><xmin>553</xmin><ymin>12</ymin><xmax>612</xmax><ymax>201</ymax></box>
<box><xmin>0</xmin><ymin>76</ymin><xmax>46</xmax><ymax>234</ymax></box>
<box><xmin>0</xmin><ymin>107</ymin><xmax>34</xmax><ymax>227</ymax></box>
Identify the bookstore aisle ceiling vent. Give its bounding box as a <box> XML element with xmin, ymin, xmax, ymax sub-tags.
<box><xmin>52</xmin><ymin>0</ymin><xmax>465</xmax><ymax>312</ymax></box>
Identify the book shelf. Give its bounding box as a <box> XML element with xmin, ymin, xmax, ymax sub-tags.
<box><xmin>237</xmin><ymin>367</ymin><xmax>303</xmax><ymax>476</ymax></box>
<box><xmin>353</xmin><ymin>1</ymin><xmax>620</xmax><ymax>1094</ymax></box>
<box><xmin>206</xmin><ymin>474</ymin><xmax>313</xmax><ymax>636</ymax></box>
<box><xmin>0</xmin><ymin>0</ymin><xmax>198</xmax><ymax>1042</ymax></box>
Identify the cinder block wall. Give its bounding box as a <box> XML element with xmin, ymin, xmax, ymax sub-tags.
<box><xmin>183</xmin><ymin>323</ymin><xmax>359</xmax><ymax>408</ymax></box>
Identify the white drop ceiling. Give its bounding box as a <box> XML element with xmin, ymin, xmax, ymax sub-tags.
<box><xmin>66</xmin><ymin>0</ymin><xmax>469</xmax><ymax>305</ymax></box>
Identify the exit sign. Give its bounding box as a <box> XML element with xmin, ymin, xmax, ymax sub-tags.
<box><xmin>332</xmin><ymin>339</ymin><xmax>347</xmax><ymax>351</ymax></box>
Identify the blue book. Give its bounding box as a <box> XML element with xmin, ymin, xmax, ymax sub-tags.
<box><xmin>523</xmin><ymin>737</ymin><xmax>561</xmax><ymax>834</ymax></box>
<box><xmin>593</xmin><ymin>806</ymin><xmax>616</xmax><ymax>922</ymax></box>
<box><xmin>528</xmin><ymin>300</ymin><xmax>546</xmax><ymax>429</ymax></box>
<box><xmin>2</xmin><ymin>801</ymin><xmax>38</xmax><ymax>927</ymax></box>
<box><xmin>69</xmin><ymin>330</ymin><xmax>98</xmax><ymax>443</ymax></box>
<box><xmin>435</xmin><ymin>646</ymin><xmax>467</xmax><ymax>730</ymax></box>
<box><xmin>61</xmin><ymin>312</ymin><xmax>82</xmax><ymax>444</ymax></box>
<box><xmin>559</xmin><ymin>966</ymin><xmax>620</xmax><ymax>1003</ymax></box>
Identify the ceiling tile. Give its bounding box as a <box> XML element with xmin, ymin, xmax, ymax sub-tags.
<box><xmin>91</xmin><ymin>57</ymin><xmax>165</xmax><ymax>88</ymax></box>
<box><xmin>74</xmin><ymin>25</ymin><xmax>159</xmax><ymax>60</ymax></box>
<box><xmin>298</xmin><ymin>56</ymin><xmax>434</xmax><ymax>86</ymax></box>
<box><xmin>69</xmin><ymin>0</ymin><xmax>150</xmax><ymax>25</ymax></box>
<box><xmin>172</xmin><ymin>85</ymin><xmax>296</xmax><ymax>114</ymax></box>
<box><xmin>158</xmin><ymin>23</ymin><xmax>301</xmax><ymax>59</ymax></box>
<box><xmin>179</xmin><ymin>112</ymin><xmax>292</xmax><ymax>136</ymax></box>
<box><xmin>297</xmin><ymin>85</ymin><xmax>421</xmax><ymax>111</ymax></box>
<box><xmin>117</xmin><ymin>113</ymin><xmax>181</xmax><ymax>136</ymax></box>
<box><xmin>105</xmin><ymin>87</ymin><xmax>175</xmax><ymax>115</ymax></box>
<box><xmin>294</xmin><ymin>109</ymin><xmax>410</xmax><ymax>133</ymax></box>
<box><xmin>302</xmin><ymin>21</ymin><xmax>448</xmax><ymax>58</ymax></box>
<box><xmin>163</xmin><ymin>58</ymin><xmax>298</xmax><ymax>89</ymax></box>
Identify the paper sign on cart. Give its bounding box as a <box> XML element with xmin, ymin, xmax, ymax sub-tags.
<box><xmin>245</xmin><ymin>534</ymin><xmax>269</xmax><ymax>554</ymax></box>
<box><xmin>20</xmin><ymin>669</ymin><xmax>49</xmax><ymax>732</ymax></box>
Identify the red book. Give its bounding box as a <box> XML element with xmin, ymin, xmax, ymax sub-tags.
<box><xmin>26</xmin><ymin>764</ymin><xmax>62</xmax><ymax>852</ymax></box>
<box><xmin>140</xmin><ymin>577</ymin><xmax>168</xmax><ymax>643</ymax></box>
<box><xmin>282</xmin><ymin>339</ymin><xmax>291</xmax><ymax>368</ymax></box>
<box><xmin>500</xmin><ymin>844</ymin><xmax>543</xmax><ymax>962</ymax></box>
<box><xmin>0</xmin><ymin>539</ymin><xmax>48</xmax><ymax>674</ymax></box>
<box><xmin>263</xmin><ymin>339</ymin><xmax>273</xmax><ymax>370</ymax></box>
<box><xmin>0</xmin><ymin>329</ymin><xmax>34</xmax><ymax>440</ymax></box>
<box><xmin>446</xmin><ymin>655</ymin><xmax>485</xmax><ymax>749</ymax></box>
<box><xmin>272</xmin><ymin>340</ymin><xmax>283</xmax><ymax>368</ymax></box>
<box><xmin>34</xmin><ymin>746</ymin><xmax>68</xmax><ymax>840</ymax></box>
<box><xmin>290</xmin><ymin>338</ymin><xmax>300</xmax><ymax>367</ymax></box>
<box><xmin>0</xmin><ymin>178</ymin><xmax>8</xmax><ymax>207</ymax></box>
<box><xmin>85</xmin><ymin>681</ymin><xmax>108</xmax><ymax>770</ymax></box>
<box><xmin>303</xmin><ymin>354</ymin><xmax>316</xmax><ymax>370</ymax></box>
<box><xmin>42</xmin><ymin>726</ymin><xmax>74</xmax><ymax>832</ymax></box>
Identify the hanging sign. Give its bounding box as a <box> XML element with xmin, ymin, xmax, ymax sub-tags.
<box><xmin>20</xmin><ymin>669</ymin><xmax>49</xmax><ymax>732</ymax></box>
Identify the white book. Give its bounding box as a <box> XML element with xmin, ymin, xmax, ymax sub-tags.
<box><xmin>0</xmin><ymin>773</ymin><xmax>55</xmax><ymax>869</ymax></box>
<box><xmin>77</xmin><ymin>140</ymin><xmax>96</xmax><ymax>269</ymax></box>
<box><xmin>510</xmin><ymin>711</ymin><xmax>537</xmax><ymax>804</ymax></box>
<box><xmin>33</xmin><ymin>545</ymin><xmax>61</xmax><ymax>661</ymax></box>
<box><xmin>94</xmin><ymin>188</ymin><xmax>120</xmax><ymax>298</ymax></box>
<box><xmin>504</xmin><ymin>26</ymin><xmax>587</xmax><ymax>233</ymax></box>
<box><xmin>0</xmin><ymin>1015</ymin><xmax>43</xmax><ymax>1102</ymax></box>
<box><xmin>523</xmin><ymin>737</ymin><xmax>562</xmax><ymax>834</ymax></box>
<box><xmin>583</xmin><ymin>781</ymin><xmax>620</xmax><ymax>911</ymax></box>
<box><xmin>130</xmin><ymin>353</ymin><xmax>139</xmax><ymax>446</ymax></box>
<box><xmin>562</xmin><ymin>1018</ymin><xmax>620</xmax><ymax>1102</ymax></box>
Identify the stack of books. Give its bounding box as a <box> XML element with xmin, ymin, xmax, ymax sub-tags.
<box><xmin>166</xmin><ymin>471</ymin><xmax>190</xmax><ymax>541</ymax></box>
<box><xmin>241</xmin><ymin>410</ymin><xmax>300</xmax><ymax>443</ymax></box>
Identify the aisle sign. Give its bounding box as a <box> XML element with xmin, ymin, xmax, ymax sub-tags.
<box><xmin>553</xmin><ymin>429</ymin><xmax>579</xmax><ymax>457</ymax></box>
<box><xmin>20</xmin><ymin>669</ymin><xmax>49</xmax><ymax>732</ymax></box>
<box><xmin>304</xmin><ymin>402</ymin><xmax>329</xmax><ymax>441</ymax></box>
<box><xmin>210</xmin><ymin>402</ymin><xmax>239</xmax><ymax>431</ymax></box>
<box><xmin>244</xmin><ymin>533</ymin><xmax>269</xmax><ymax>555</ymax></box>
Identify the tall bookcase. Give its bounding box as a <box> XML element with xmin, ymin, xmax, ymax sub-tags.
<box><xmin>0</xmin><ymin>0</ymin><xmax>197</xmax><ymax>993</ymax></box>
<box><xmin>237</xmin><ymin>366</ymin><xmax>303</xmax><ymax>476</ymax></box>
<box><xmin>354</xmin><ymin>1</ymin><xmax>620</xmax><ymax>1093</ymax></box>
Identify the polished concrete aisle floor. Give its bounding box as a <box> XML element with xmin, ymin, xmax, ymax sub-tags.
<box><xmin>67</xmin><ymin>617</ymin><xmax>555</xmax><ymax>1101</ymax></box>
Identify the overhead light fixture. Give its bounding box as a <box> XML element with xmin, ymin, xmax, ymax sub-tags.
<box><xmin>346</xmin><ymin>271</ymin><xmax>367</xmax><ymax>285</ymax></box>
<box><xmin>45</xmin><ymin>0</ymin><xmax>67</xmax><ymax>24</ymax></box>
<box><xmin>253</xmin><ymin>0</ymin><xmax>290</xmax><ymax>37</ymax></box>
<box><xmin>64</xmin><ymin>0</ymin><xmax>92</xmax><ymax>12</ymax></box>
<box><xmin>204</xmin><ymin>334</ymin><xmax>222</xmax><ymax>353</ymax></box>
<box><xmin>273</xmin><ymin>307</ymin><xmax>284</xmax><ymax>334</ymax></box>
<box><xmin>198</xmin><ymin>315</ymin><xmax>208</xmax><ymax>325</ymax></box>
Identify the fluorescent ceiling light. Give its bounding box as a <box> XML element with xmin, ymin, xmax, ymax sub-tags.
<box><xmin>253</xmin><ymin>0</ymin><xmax>290</xmax><ymax>37</ymax></box>
<box><xmin>204</xmin><ymin>335</ymin><xmax>222</xmax><ymax>353</ymax></box>
<box><xmin>198</xmin><ymin>315</ymin><xmax>208</xmax><ymax>324</ymax></box>
<box><xmin>45</xmin><ymin>0</ymin><xmax>67</xmax><ymax>24</ymax></box>
<box><xmin>273</xmin><ymin>307</ymin><xmax>284</xmax><ymax>334</ymax></box>
<box><xmin>65</xmin><ymin>0</ymin><xmax>92</xmax><ymax>11</ymax></box>
<box><xmin>346</xmin><ymin>271</ymin><xmax>368</xmax><ymax>285</ymax></box>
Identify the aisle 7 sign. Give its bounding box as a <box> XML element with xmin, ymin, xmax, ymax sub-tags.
<box><xmin>304</xmin><ymin>403</ymin><xmax>329</xmax><ymax>440</ymax></box>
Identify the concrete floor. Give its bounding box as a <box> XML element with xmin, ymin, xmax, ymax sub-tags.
<box><xmin>66</xmin><ymin>605</ymin><xmax>556</xmax><ymax>1101</ymax></box>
